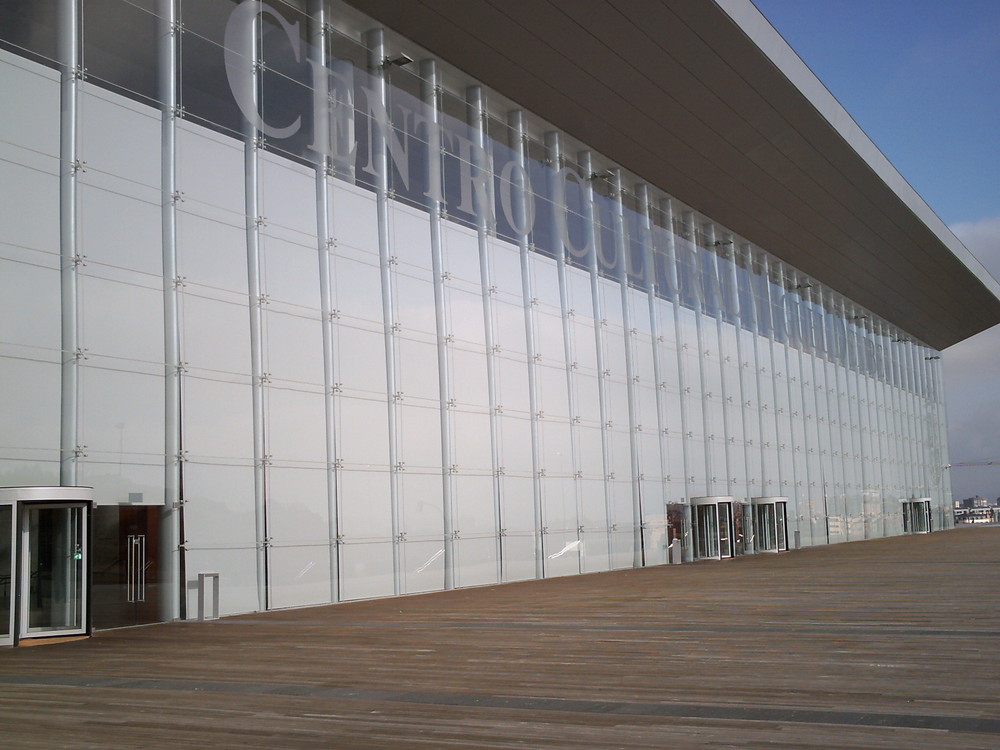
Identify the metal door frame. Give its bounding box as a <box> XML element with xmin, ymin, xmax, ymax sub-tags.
<box><xmin>0</xmin><ymin>487</ymin><xmax>93</xmax><ymax>646</ymax></box>
<box><xmin>0</xmin><ymin>504</ymin><xmax>14</xmax><ymax>647</ymax></box>
<box><xmin>751</xmin><ymin>497</ymin><xmax>788</xmax><ymax>553</ymax></box>
<box><xmin>691</xmin><ymin>496</ymin><xmax>735</xmax><ymax>561</ymax></box>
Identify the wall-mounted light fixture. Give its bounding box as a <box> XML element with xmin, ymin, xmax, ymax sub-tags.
<box><xmin>925</xmin><ymin>355</ymin><xmax>941</xmax><ymax>360</ymax></box>
<box><xmin>383</xmin><ymin>53</ymin><xmax>414</xmax><ymax>67</ymax></box>
<box><xmin>793</xmin><ymin>283</ymin><xmax>812</xmax><ymax>290</ymax></box>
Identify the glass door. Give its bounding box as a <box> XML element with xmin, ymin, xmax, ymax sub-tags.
<box><xmin>904</xmin><ymin>500</ymin><xmax>931</xmax><ymax>534</ymax></box>
<box><xmin>92</xmin><ymin>505</ymin><xmax>161</xmax><ymax>630</ymax></box>
<box><xmin>693</xmin><ymin>504</ymin><xmax>720</xmax><ymax>559</ymax></box>
<box><xmin>718</xmin><ymin>502</ymin><xmax>733</xmax><ymax>559</ymax></box>
<box><xmin>754</xmin><ymin>503</ymin><xmax>776</xmax><ymax>551</ymax></box>
<box><xmin>775</xmin><ymin>502</ymin><xmax>788</xmax><ymax>551</ymax></box>
<box><xmin>20</xmin><ymin>504</ymin><xmax>88</xmax><ymax>638</ymax></box>
<box><xmin>1</xmin><ymin>505</ymin><xmax>12</xmax><ymax>646</ymax></box>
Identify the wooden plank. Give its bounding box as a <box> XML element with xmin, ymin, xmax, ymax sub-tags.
<box><xmin>0</xmin><ymin>527</ymin><xmax>997</xmax><ymax>749</ymax></box>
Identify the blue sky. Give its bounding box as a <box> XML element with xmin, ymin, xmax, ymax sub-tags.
<box><xmin>753</xmin><ymin>0</ymin><xmax>1000</xmax><ymax>501</ymax></box>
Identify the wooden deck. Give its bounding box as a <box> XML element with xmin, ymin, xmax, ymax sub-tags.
<box><xmin>1</xmin><ymin>526</ymin><xmax>998</xmax><ymax>749</ymax></box>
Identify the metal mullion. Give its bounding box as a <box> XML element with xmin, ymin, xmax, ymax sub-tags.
<box><xmin>238</xmin><ymin>7</ymin><xmax>269</xmax><ymax>612</ymax></box>
<box><xmin>508</xmin><ymin>110</ymin><xmax>544</xmax><ymax>579</ymax></box>
<box><xmin>704</xmin><ymin>225</ymin><xmax>734</xmax><ymax>503</ymax></box>
<box><xmin>366</xmin><ymin>29</ymin><xmax>403</xmax><ymax>595</ymax></box>
<box><xmin>765</xmin><ymin>259</ymin><xmax>785</xmax><ymax>501</ymax></box>
<box><xmin>824</xmin><ymin>300</ymin><xmax>851</xmax><ymax>540</ymax></box>
<box><xmin>661</xmin><ymin>198</ymin><xmax>692</xmax><ymax>560</ymax></box>
<box><xmin>59</xmin><ymin>0</ymin><xmax>81</xmax><ymax>487</ymax></box>
<box><xmin>158</xmin><ymin>0</ymin><xmax>182</xmax><ymax>620</ymax></box>
<box><xmin>637</xmin><ymin>185</ymin><xmax>671</xmax><ymax>560</ymax></box>
<box><xmin>579</xmin><ymin>151</ymin><xmax>614</xmax><ymax>570</ymax></box>
<box><xmin>687</xmin><ymin>212</ymin><xmax>712</xmax><ymax>497</ymax></box>
<box><xmin>777</xmin><ymin>261</ymin><xmax>803</xmax><ymax>545</ymax></box>
<box><xmin>804</xmin><ymin>283</ymin><xmax>831</xmax><ymax>543</ymax></box>
<box><xmin>311</xmin><ymin>0</ymin><xmax>341</xmax><ymax>603</ymax></box>
<box><xmin>848</xmin><ymin>306</ymin><xmax>873</xmax><ymax>537</ymax></box>
<box><xmin>421</xmin><ymin>59</ymin><xmax>455</xmax><ymax>589</ymax></box>
<box><xmin>547</xmin><ymin>132</ymin><xmax>584</xmax><ymax>574</ymax></box>
<box><xmin>748</xmin><ymin>254</ymin><xmax>767</xmax><ymax>506</ymax></box>
<box><xmin>728</xmin><ymin>245</ymin><xmax>753</xmax><ymax>529</ymax></box>
<box><xmin>608</xmin><ymin>170</ymin><xmax>643</xmax><ymax>568</ymax></box>
<box><xmin>466</xmin><ymin>85</ymin><xmax>503</xmax><ymax>583</ymax></box>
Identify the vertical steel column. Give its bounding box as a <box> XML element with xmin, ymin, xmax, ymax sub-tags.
<box><xmin>862</xmin><ymin>317</ymin><xmax>886</xmax><ymax>537</ymax></box>
<box><xmin>310</xmin><ymin>1</ymin><xmax>341</xmax><ymax>603</ymax></box>
<box><xmin>637</xmin><ymin>186</ymin><xmax>670</xmax><ymax>553</ymax></box>
<box><xmin>508</xmin><ymin>111</ymin><xmax>545</xmax><ymax>579</ymax></box>
<box><xmin>775</xmin><ymin>262</ymin><xmax>801</xmax><ymax>544</ymax></box>
<box><xmin>58</xmin><ymin>0</ymin><xmax>80</xmax><ymax>487</ymax></box>
<box><xmin>687</xmin><ymin>213</ymin><xmax>712</xmax><ymax>495</ymax></box>
<box><xmin>889</xmin><ymin>328</ymin><xmax>913</xmax><ymax>508</ymax></box>
<box><xmin>786</xmin><ymin>267</ymin><xmax>812</xmax><ymax>544</ymax></box>
<box><xmin>932</xmin><ymin>357</ymin><xmax>952</xmax><ymax>526</ymax></box>
<box><xmin>241</xmin><ymin>10</ymin><xmax>269</xmax><ymax>612</ymax></box>
<box><xmin>817</xmin><ymin>287</ymin><xmax>846</xmax><ymax>538</ymax></box>
<box><xmin>366</xmin><ymin>29</ymin><xmax>403</xmax><ymax>594</ymax></box>
<box><xmin>608</xmin><ymin>170</ymin><xmax>643</xmax><ymax>568</ymax></box>
<box><xmin>662</xmin><ymin>198</ymin><xmax>692</xmax><ymax>553</ymax></box>
<box><xmin>874</xmin><ymin>321</ymin><xmax>894</xmax><ymax>530</ymax></box>
<box><xmin>766</xmin><ymin>265</ymin><xmax>786</xmax><ymax>502</ymax></box>
<box><xmin>579</xmin><ymin>151</ymin><xmax>614</xmax><ymax>569</ymax></box>
<box><xmin>757</xmin><ymin>254</ymin><xmax>777</xmax><ymax>495</ymax></box>
<box><xmin>805</xmin><ymin>282</ymin><xmax>831</xmax><ymax>542</ymax></box>
<box><xmin>749</xmin><ymin>255</ymin><xmax>767</xmax><ymax>506</ymax></box>
<box><xmin>546</xmin><ymin>132</ymin><xmax>584</xmax><ymax>574</ymax></box>
<box><xmin>753</xmin><ymin>251</ymin><xmax>774</xmax><ymax>495</ymax></box>
<box><xmin>158</xmin><ymin>0</ymin><xmax>182</xmax><ymax>620</ymax></box>
<box><xmin>914</xmin><ymin>345</ymin><xmax>932</xmax><ymax>501</ymax></box>
<box><xmin>420</xmin><ymin>60</ymin><xmax>456</xmax><ymax>589</ymax></box>
<box><xmin>839</xmin><ymin>304</ymin><xmax>860</xmax><ymax>539</ymax></box>
<box><xmin>705</xmin><ymin>225</ymin><xmax>734</xmax><ymax>500</ymax></box>
<box><xmin>767</xmin><ymin>259</ymin><xmax>787</xmax><ymax>498</ymax></box>
<box><xmin>466</xmin><ymin>86</ymin><xmax>504</xmax><ymax>582</ymax></box>
<box><xmin>884</xmin><ymin>322</ymin><xmax>904</xmax><ymax>524</ymax></box>
<box><xmin>730</xmin><ymin>246</ymin><xmax>755</xmax><ymax>530</ymax></box>
<box><xmin>847</xmin><ymin>306</ymin><xmax>871</xmax><ymax>537</ymax></box>
<box><xmin>824</xmin><ymin>300</ymin><xmax>850</xmax><ymax>539</ymax></box>
<box><xmin>905</xmin><ymin>341</ymin><xmax>925</xmax><ymax>499</ymax></box>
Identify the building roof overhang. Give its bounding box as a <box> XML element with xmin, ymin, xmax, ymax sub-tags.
<box><xmin>345</xmin><ymin>0</ymin><xmax>1000</xmax><ymax>350</ymax></box>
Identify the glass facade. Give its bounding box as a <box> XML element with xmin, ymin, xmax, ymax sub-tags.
<box><xmin>0</xmin><ymin>0</ymin><xmax>953</xmax><ymax>623</ymax></box>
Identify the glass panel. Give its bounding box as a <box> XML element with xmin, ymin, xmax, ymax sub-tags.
<box><xmin>25</xmin><ymin>505</ymin><xmax>85</xmax><ymax>634</ymax></box>
<box><xmin>92</xmin><ymin>505</ymin><xmax>163</xmax><ymax>630</ymax></box>
<box><xmin>0</xmin><ymin>505</ymin><xmax>11</xmax><ymax>640</ymax></box>
<box><xmin>82</xmin><ymin>0</ymin><xmax>161</xmax><ymax>106</ymax></box>
<box><xmin>776</xmin><ymin>502</ymin><xmax>788</xmax><ymax>550</ymax></box>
